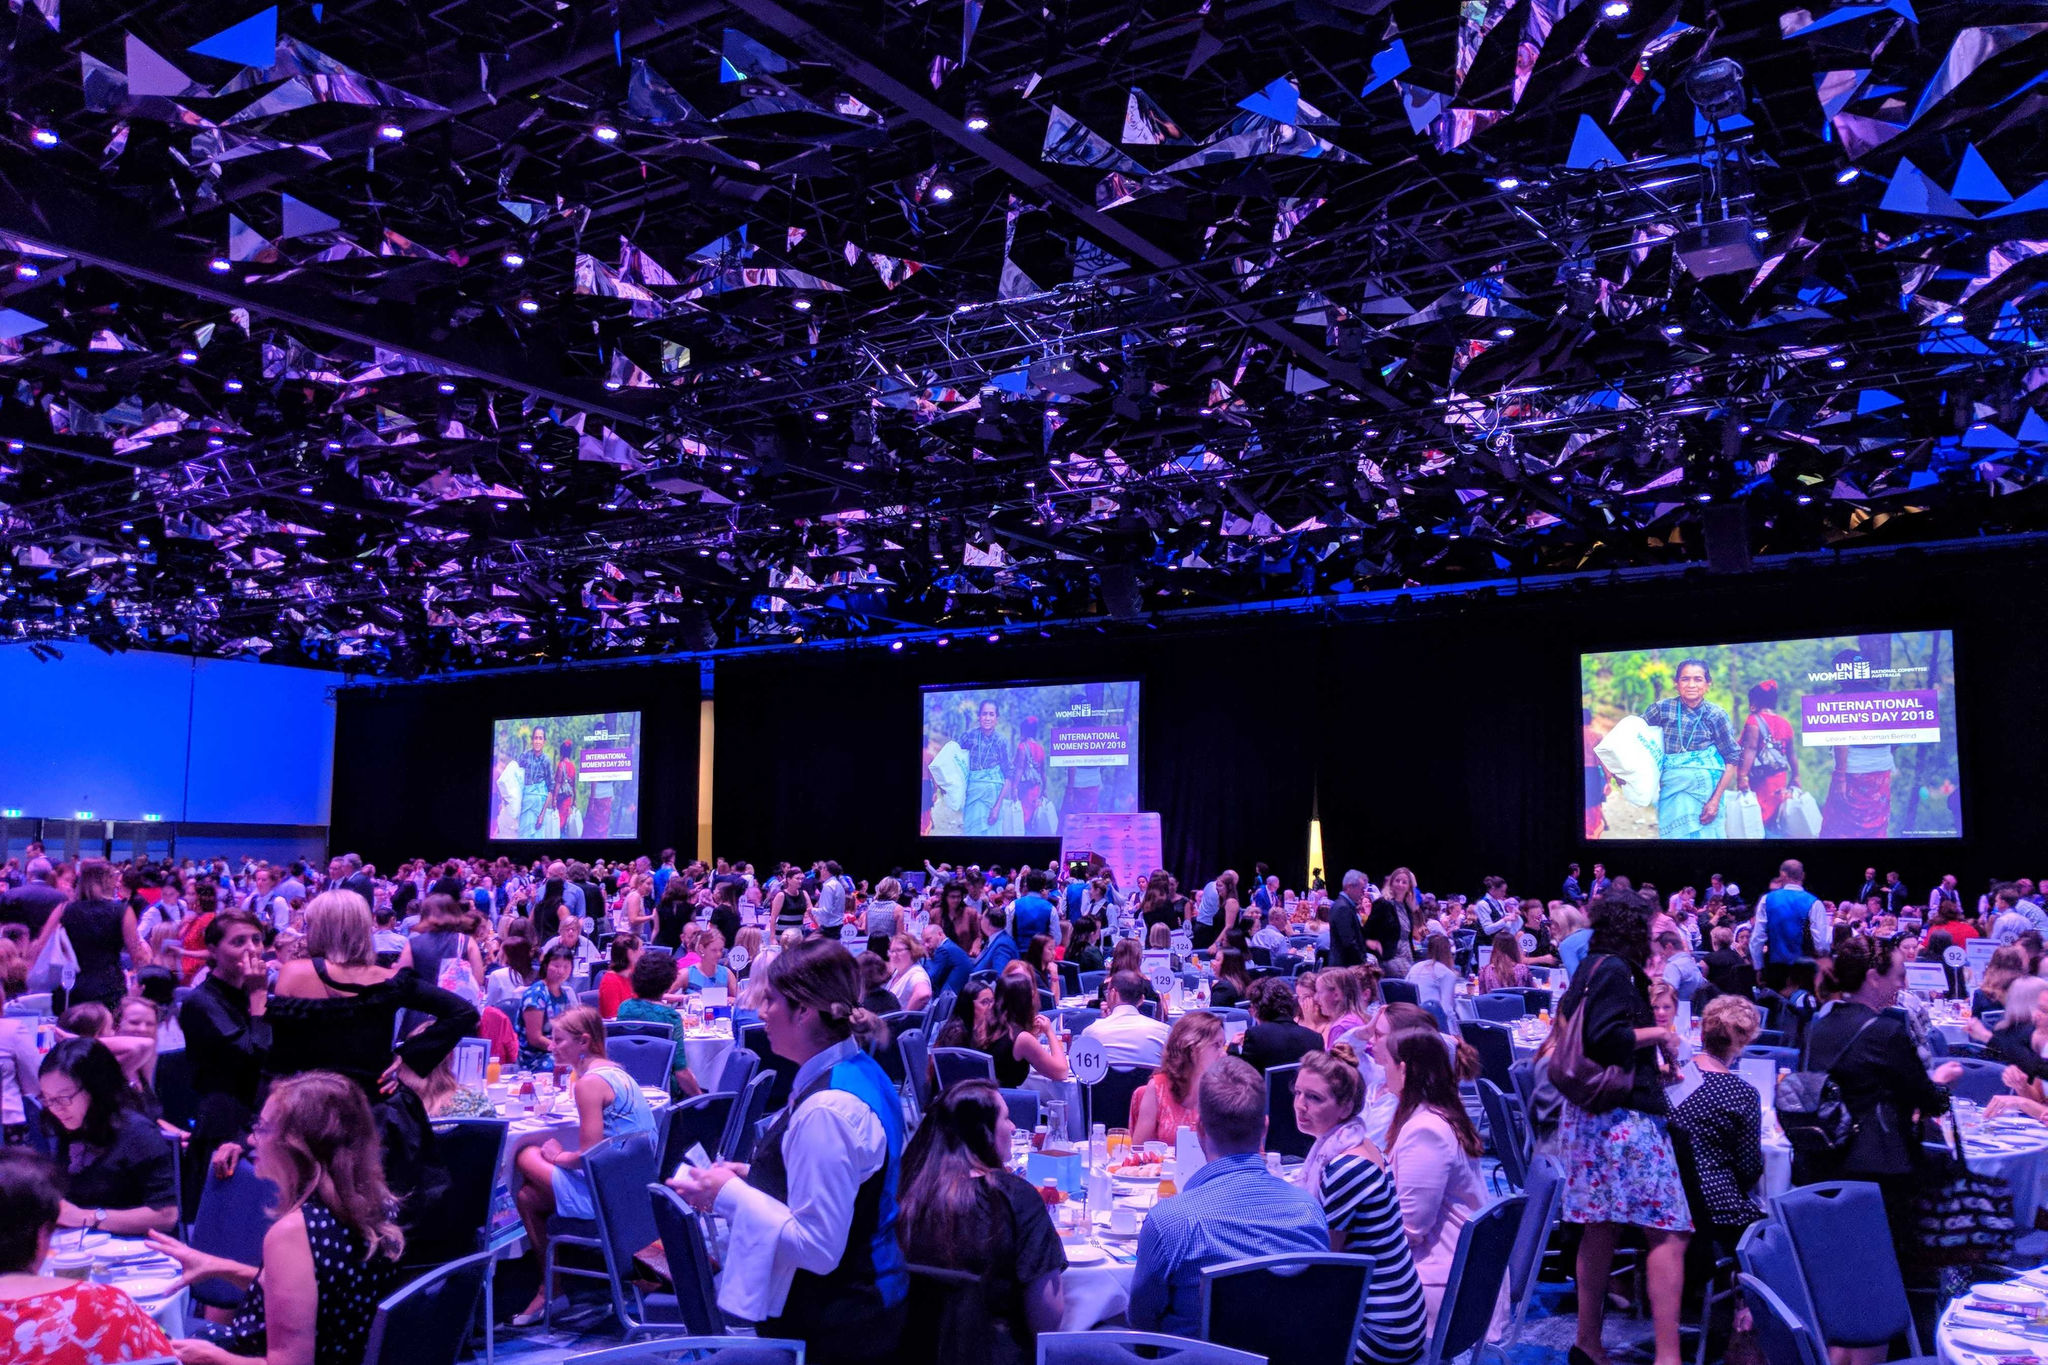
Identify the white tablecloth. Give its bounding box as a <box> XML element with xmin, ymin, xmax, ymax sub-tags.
<box><xmin>1935</xmin><ymin>1266</ymin><xmax>2048</xmax><ymax>1365</ymax></box>
<box><xmin>38</xmin><ymin>1234</ymin><xmax>189</xmax><ymax>1336</ymax></box>
<box><xmin>1755</xmin><ymin>1116</ymin><xmax>2048</xmax><ymax>1214</ymax></box>
<box><xmin>682</xmin><ymin>1031</ymin><xmax>736</xmax><ymax>1089</ymax></box>
<box><xmin>498</xmin><ymin>1083</ymin><xmax>675</xmax><ymax>1188</ymax></box>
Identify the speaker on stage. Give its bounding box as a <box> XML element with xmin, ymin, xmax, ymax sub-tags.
<box><xmin>1703</xmin><ymin>503</ymin><xmax>1752</xmax><ymax>574</ymax></box>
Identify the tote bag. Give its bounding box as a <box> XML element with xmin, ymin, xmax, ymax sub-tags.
<box><xmin>26</xmin><ymin>907</ymin><xmax>80</xmax><ymax>994</ymax></box>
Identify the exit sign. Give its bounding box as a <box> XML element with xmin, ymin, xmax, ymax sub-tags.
<box><xmin>142</xmin><ymin>813</ymin><xmax>162</xmax><ymax>822</ymax></box>
<box><xmin>75</xmin><ymin>810</ymin><xmax>94</xmax><ymax>820</ymax></box>
<box><xmin>0</xmin><ymin>807</ymin><xmax>20</xmax><ymax>818</ymax></box>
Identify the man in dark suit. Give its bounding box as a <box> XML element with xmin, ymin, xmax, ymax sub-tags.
<box><xmin>331</xmin><ymin>852</ymin><xmax>376</xmax><ymax>904</ymax></box>
<box><xmin>1327</xmin><ymin>869</ymin><xmax>1370</xmax><ymax>967</ymax></box>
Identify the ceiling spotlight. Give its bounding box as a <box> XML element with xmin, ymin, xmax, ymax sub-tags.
<box><xmin>1941</xmin><ymin>311</ymin><xmax>1964</xmax><ymax>325</ymax></box>
<box><xmin>986</xmin><ymin>632</ymin><xmax>1000</xmax><ymax>643</ymax></box>
<box><xmin>500</xmin><ymin>249</ymin><xmax>526</xmax><ymax>268</ymax></box>
<box><xmin>436</xmin><ymin>380</ymin><xmax>458</xmax><ymax>394</ymax></box>
<box><xmin>927</xmin><ymin>169</ymin><xmax>959</xmax><ymax>202</ymax></box>
<box><xmin>935</xmin><ymin>635</ymin><xmax>951</xmax><ymax>647</ymax></box>
<box><xmin>1493</xmin><ymin>324</ymin><xmax>1516</xmax><ymax>339</ymax></box>
<box><xmin>1599</xmin><ymin>0</ymin><xmax>1630</xmax><ymax>16</ymax></box>
<box><xmin>176</xmin><ymin>349</ymin><xmax>199</xmax><ymax>364</ymax></box>
<box><xmin>538</xmin><ymin>461</ymin><xmax>555</xmax><ymax>472</ymax></box>
<box><xmin>1826</xmin><ymin>356</ymin><xmax>1848</xmax><ymax>369</ymax></box>
<box><xmin>602</xmin><ymin>377</ymin><xmax>624</xmax><ymax>391</ymax></box>
<box><xmin>1548</xmin><ymin>472</ymin><xmax>1566</xmax><ymax>483</ymax></box>
<box><xmin>375</xmin><ymin>121</ymin><xmax>405</xmax><ymax>141</ymax></box>
<box><xmin>222</xmin><ymin>378</ymin><xmax>244</xmax><ymax>392</ymax></box>
<box><xmin>324</xmin><ymin>440</ymin><xmax>342</xmax><ymax>452</ymax></box>
<box><xmin>1695</xmin><ymin>491</ymin><xmax>1713</xmax><ymax>502</ymax></box>
<box><xmin>848</xmin><ymin>462</ymin><xmax>866</xmax><ymax>471</ymax></box>
<box><xmin>1738</xmin><ymin>423</ymin><xmax>1752</xmax><ymax>434</ymax></box>
<box><xmin>13</xmin><ymin>262</ymin><xmax>37</xmax><ymax>280</ymax></box>
<box><xmin>119</xmin><ymin>522</ymin><xmax>132</xmax><ymax>532</ymax></box>
<box><xmin>592</xmin><ymin>119</ymin><xmax>622</xmax><ymax>143</ymax></box>
<box><xmin>963</xmin><ymin>98</ymin><xmax>991</xmax><ymax>132</ymax></box>
<box><xmin>791</xmin><ymin>294</ymin><xmax>814</xmax><ymax>312</ymax></box>
<box><xmin>320</xmin><ymin>502</ymin><xmax>336</xmax><ymax>513</ymax></box>
<box><xmin>516</xmin><ymin>295</ymin><xmax>539</xmax><ymax>314</ymax></box>
<box><xmin>1796</xmin><ymin>494</ymin><xmax>1814</xmax><ymax>505</ymax></box>
<box><xmin>1835</xmin><ymin>166</ymin><xmax>1860</xmax><ymax>184</ymax></box>
<box><xmin>1752</xmin><ymin>227</ymin><xmax>1771</xmax><ymax>241</ymax></box>
<box><xmin>812</xmin><ymin>410</ymin><xmax>830</xmax><ymax>422</ymax></box>
<box><xmin>27</xmin><ymin>125</ymin><xmax>60</xmax><ymax>148</ymax></box>
<box><xmin>1662</xmin><ymin>322</ymin><xmax>1685</xmax><ymax>337</ymax></box>
<box><xmin>493</xmin><ymin>501</ymin><xmax>508</xmax><ymax>511</ymax></box>
<box><xmin>207</xmin><ymin>257</ymin><xmax>233</xmax><ymax>274</ymax></box>
<box><xmin>298</xmin><ymin>484</ymin><xmax>314</xmax><ymax>494</ymax></box>
<box><xmin>1493</xmin><ymin>174</ymin><xmax>1522</xmax><ymax>191</ymax></box>
<box><xmin>889</xmin><ymin>639</ymin><xmax>905</xmax><ymax>652</ymax></box>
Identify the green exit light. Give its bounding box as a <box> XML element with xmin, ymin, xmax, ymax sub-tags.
<box><xmin>142</xmin><ymin>813</ymin><xmax>162</xmax><ymax>822</ymax></box>
<box><xmin>0</xmin><ymin>808</ymin><xmax>21</xmax><ymax>818</ymax></box>
<box><xmin>75</xmin><ymin>810</ymin><xmax>94</xmax><ymax>820</ymax></box>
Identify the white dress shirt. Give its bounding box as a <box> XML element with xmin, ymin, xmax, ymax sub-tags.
<box><xmin>1405</xmin><ymin>959</ymin><xmax>1463</xmax><ymax>1023</ymax></box>
<box><xmin>1080</xmin><ymin>1004</ymin><xmax>1172</xmax><ymax>1069</ymax></box>
<box><xmin>714</xmin><ymin>1038</ymin><xmax>890</xmax><ymax>1323</ymax></box>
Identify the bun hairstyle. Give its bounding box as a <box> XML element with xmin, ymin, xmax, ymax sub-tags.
<box><xmin>763</xmin><ymin>937</ymin><xmax>887</xmax><ymax>1045</ymax></box>
<box><xmin>1299</xmin><ymin>1043</ymin><xmax>1366</xmax><ymax>1117</ymax></box>
<box><xmin>1822</xmin><ymin>934</ymin><xmax>1897</xmax><ymax>998</ymax></box>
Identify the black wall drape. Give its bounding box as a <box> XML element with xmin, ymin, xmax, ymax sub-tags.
<box><xmin>332</xmin><ymin>543</ymin><xmax>2048</xmax><ymax>902</ymax></box>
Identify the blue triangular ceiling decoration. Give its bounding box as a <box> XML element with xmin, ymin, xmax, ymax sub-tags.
<box><xmin>188</xmin><ymin>8</ymin><xmax>278</xmax><ymax>66</ymax></box>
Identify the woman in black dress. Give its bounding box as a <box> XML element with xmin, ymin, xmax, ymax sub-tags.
<box><xmin>29</xmin><ymin>859</ymin><xmax>151</xmax><ymax>1010</ymax></box>
<box><xmin>895</xmin><ymin>1080</ymin><xmax>1067</xmax><ymax>1364</ymax></box>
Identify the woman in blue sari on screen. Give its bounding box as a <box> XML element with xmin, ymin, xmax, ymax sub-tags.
<box><xmin>963</xmin><ymin>700</ymin><xmax>1015</xmax><ymax>832</ymax></box>
<box><xmin>1644</xmin><ymin>659</ymin><xmax>1740</xmax><ymax>839</ymax></box>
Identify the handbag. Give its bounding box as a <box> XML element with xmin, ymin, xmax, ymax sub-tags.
<box><xmin>1546</xmin><ymin>956</ymin><xmax>1637</xmax><ymax>1114</ymax></box>
<box><xmin>1904</xmin><ymin>1124</ymin><xmax>2017</xmax><ymax>1271</ymax></box>
<box><xmin>1749</xmin><ymin>713</ymin><xmax>1790</xmax><ymax>777</ymax></box>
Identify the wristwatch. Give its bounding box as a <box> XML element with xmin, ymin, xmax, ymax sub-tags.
<box><xmin>88</xmin><ymin>1208</ymin><xmax>105</xmax><ymax>1229</ymax></box>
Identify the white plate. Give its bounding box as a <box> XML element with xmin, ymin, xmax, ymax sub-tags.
<box><xmin>1976</xmin><ymin>1284</ymin><xmax>2047</xmax><ymax>1306</ymax></box>
<box><xmin>101</xmin><ymin>1242</ymin><xmax>161</xmax><ymax>1263</ymax></box>
<box><xmin>116</xmin><ymin>1273</ymin><xmax>182</xmax><ymax>1302</ymax></box>
<box><xmin>1063</xmin><ymin>1243</ymin><xmax>1109</xmax><ymax>1267</ymax></box>
<box><xmin>1955</xmin><ymin>1310</ymin><xmax>2026</xmax><ymax>1331</ymax></box>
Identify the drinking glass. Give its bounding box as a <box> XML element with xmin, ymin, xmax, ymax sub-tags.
<box><xmin>1107</xmin><ymin>1127</ymin><xmax>1131</xmax><ymax>1160</ymax></box>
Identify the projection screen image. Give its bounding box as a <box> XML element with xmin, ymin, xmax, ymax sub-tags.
<box><xmin>1580</xmin><ymin>632</ymin><xmax>1958</xmax><ymax>841</ymax></box>
<box><xmin>491</xmin><ymin>712</ymin><xmax>642</xmax><ymax>840</ymax></box>
<box><xmin>922</xmin><ymin>680</ymin><xmax>1140</xmax><ymax>837</ymax></box>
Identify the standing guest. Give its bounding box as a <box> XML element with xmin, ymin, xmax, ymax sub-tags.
<box><xmin>1080</xmin><ymin>973</ymin><xmax>1173</xmax><ymax>1069</ymax></box>
<box><xmin>509</xmin><ymin>1007</ymin><xmax>658</xmax><ymax>1325</ymax></box>
<box><xmin>1131</xmin><ymin>1011</ymin><xmax>1227</xmax><ymax>1147</ymax></box>
<box><xmin>669</xmin><ymin>940</ymin><xmax>908</xmax><ymax>1362</ymax></box>
<box><xmin>895</xmin><ymin>1081</ymin><xmax>1066</xmax><ymax>1363</ymax></box>
<box><xmin>1366</xmin><ymin>869</ymin><xmax>1421</xmax><ymax>975</ymax></box>
<box><xmin>1553</xmin><ymin>905</ymin><xmax>1593</xmax><ymax>979</ymax></box>
<box><xmin>1798</xmin><ymin>935</ymin><xmax>1961</xmax><ymax>1284</ymax></box>
<box><xmin>519</xmin><ymin>946</ymin><xmax>578</xmax><ymax>1069</ymax></box>
<box><xmin>972</xmin><ymin>906</ymin><xmax>1019</xmax><ymax>977</ymax></box>
<box><xmin>394</xmin><ymin>893</ymin><xmax>485</xmax><ymax>997</ymax></box>
<box><xmin>1384</xmin><ymin>1028</ymin><xmax>1497</xmax><ymax>1333</ymax></box>
<box><xmin>0</xmin><ymin>1148</ymin><xmax>177</xmax><ymax>1364</ymax></box>
<box><xmin>885</xmin><ymin>935</ymin><xmax>933</xmax><ymax>1012</ymax></box>
<box><xmin>1477</xmin><ymin>932</ymin><xmax>1532</xmax><ymax>992</ymax></box>
<box><xmin>1010</xmin><ymin>872</ymin><xmax>1057</xmax><ymax>945</ymax></box>
<box><xmin>1236</xmin><ymin>976</ymin><xmax>1324</xmax><ymax>1073</ymax></box>
<box><xmin>1555</xmin><ymin>892</ymin><xmax>1692</xmax><ymax>1365</ymax></box>
<box><xmin>35</xmin><ymin>1040</ymin><xmax>178</xmax><ymax>1234</ymax></box>
<box><xmin>0</xmin><ymin>857</ymin><xmax>66</xmax><ymax>937</ymax></box>
<box><xmin>1127</xmin><ymin>1059</ymin><xmax>1329</xmax><ymax>1337</ymax></box>
<box><xmin>596</xmin><ymin>935</ymin><xmax>641</xmax><ymax>1018</ymax></box>
<box><xmin>862</xmin><ymin>879</ymin><xmax>904</xmax><ymax>954</ymax></box>
<box><xmin>1318</xmin><ymin>966</ymin><xmax>1375</xmax><ymax>1047</ymax></box>
<box><xmin>614</xmin><ymin>954</ymin><xmax>704</xmax><ymax>1098</ymax></box>
<box><xmin>154</xmin><ymin>1071</ymin><xmax>403</xmax><ymax>1365</ymax></box>
<box><xmin>178</xmin><ymin>910</ymin><xmax>271</xmax><ymax>1196</ymax></box>
<box><xmin>1294</xmin><ymin>1046</ymin><xmax>1430</xmax><ymax>1365</ymax></box>
<box><xmin>1405</xmin><ymin>934</ymin><xmax>1463</xmax><ymax>1024</ymax></box>
<box><xmin>1669</xmin><ymin>995</ymin><xmax>1766</xmax><ymax>1248</ymax></box>
<box><xmin>28</xmin><ymin>860</ymin><xmax>150</xmax><ymax>1010</ymax></box>
<box><xmin>1328</xmin><ymin>871</ymin><xmax>1372</xmax><ymax>968</ymax></box>
<box><xmin>654</xmin><ymin>878</ymin><xmax>694</xmax><ymax>952</ymax></box>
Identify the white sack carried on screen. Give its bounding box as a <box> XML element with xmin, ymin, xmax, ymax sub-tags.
<box><xmin>1594</xmin><ymin>715</ymin><xmax>1663</xmax><ymax>807</ymax></box>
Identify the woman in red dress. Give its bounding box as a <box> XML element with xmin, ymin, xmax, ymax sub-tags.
<box><xmin>1736</xmin><ymin>680</ymin><xmax>1798</xmax><ymax>831</ymax></box>
<box><xmin>553</xmin><ymin>740</ymin><xmax>579</xmax><ymax>835</ymax></box>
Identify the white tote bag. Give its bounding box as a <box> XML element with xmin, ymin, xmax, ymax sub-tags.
<box><xmin>1780</xmin><ymin>787</ymin><xmax>1823</xmax><ymax>838</ymax></box>
<box><xmin>1721</xmin><ymin>790</ymin><xmax>1764</xmax><ymax>840</ymax></box>
<box><xmin>1594</xmin><ymin>715</ymin><xmax>1664</xmax><ymax>807</ymax></box>
<box><xmin>26</xmin><ymin>911</ymin><xmax>79</xmax><ymax>994</ymax></box>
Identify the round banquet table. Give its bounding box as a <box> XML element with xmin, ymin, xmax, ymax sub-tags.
<box><xmin>1936</xmin><ymin>1265</ymin><xmax>2048</xmax><ymax>1365</ymax></box>
<box><xmin>495</xmin><ymin>1079</ymin><xmax>676</xmax><ymax>1189</ymax></box>
<box><xmin>37</xmin><ymin>1233</ymin><xmax>189</xmax><ymax>1336</ymax></box>
<box><xmin>681</xmin><ymin>1028</ymin><xmax>736</xmax><ymax>1090</ymax></box>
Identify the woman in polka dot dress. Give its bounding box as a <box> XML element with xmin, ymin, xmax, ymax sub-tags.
<box><xmin>148</xmin><ymin>1072</ymin><xmax>403</xmax><ymax>1365</ymax></box>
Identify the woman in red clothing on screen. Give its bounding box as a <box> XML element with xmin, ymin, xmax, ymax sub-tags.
<box><xmin>1736</xmin><ymin>680</ymin><xmax>1798</xmax><ymax>832</ymax></box>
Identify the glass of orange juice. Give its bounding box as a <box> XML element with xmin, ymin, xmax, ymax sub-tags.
<box><xmin>486</xmin><ymin>1058</ymin><xmax>502</xmax><ymax>1084</ymax></box>
<box><xmin>1107</xmin><ymin>1127</ymin><xmax>1131</xmax><ymax>1160</ymax></box>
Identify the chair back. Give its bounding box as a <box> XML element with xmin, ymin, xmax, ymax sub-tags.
<box><xmin>1769</xmin><ymin>1181</ymin><xmax>1916</xmax><ymax>1352</ymax></box>
<box><xmin>714</xmin><ymin>1046</ymin><xmax>758</xmax><ymax>1096</ymax></box>
<box><xmin>647</xmin><ymin>1183</ymin><xmax>727</xmax><ymax>1334</ymax></box>
<box><xmin>1458</xmin><ymin>1019</ymin><xmax>1516</xmax><ymax>1091</ymax></box>
<box><xmin>998</xmin><ymin>1088</ymin><xmax>1040</xmax><ymax>1132</ymax></box>
<box><xmin>743</xmin><ymin>1023</ymin><xmax>803</xmax><ymax>1109</ymax></box>
<box><xmin>20</xmin><ymin>1097</ymin><xmax>54</xmax><ymax>1156</ymax></box>
<box><xmin>1507</xmin><ymin>1059</ymin><xmax>1539</xmax><ymax>1117</ymax></box>
<box><xmin>1507</xmin><ymin>1156</ymin><xmax>1563</xmax><ymax>1320</ymax></box>
<box><xmin>606</xmin><ymin>1035</ymin><xmax>679</xmax><ymax>1091</ymax></box>
<box><xmin>1085</xmin><ymin>1064</ymin><xmax>1154</xmax><ymax>1132</ymax></box>
<box><xmin>1513</xmin><ymin>988</ymin><xmax>1555</xmax><ymax>1015</ymax></box>
<box><xmin>1058</xmin><ymin>1008</ymin><xmax>1102</xmax><ymax>1033</ymax></box>
<box><xmin>1057</xmin><ymin>960</ymin><xmax>1082</xmax><ymax>997</ymax></box>
<box><xmin>579</xmin><ymin>988</ymin><xmax>602</xmax><ymax>1009</ymax></box>
<box><xmin>922</xmin><ymin>990</ymin><xmax>956</xmax><ymax>1039</ymax></box>
<box><xmin>875</xmin><ymin>1012</ymin><xmax>918</xmax><ymax>1083</ymax></box>
<box><xmin>420</xmin><ymin>1119</ymin><xmax>508</xmax><ymax>1259</ymax></box>
<box><xmin>724</xmin><ymin>1070</ymin><xmax>777</xmax><ymax>1163</ymax></box>
<box><xmin>586</xmin><ymin>1131</ymin><xmax>663</xmax><ymax>1330</ymax></box>
<box><xmin>1264</xmin><ymin>1063</ymin><xmax>1313</xmax><ymax>1159</ymax></box>
<box><xmin>1077</xmin><ymin>971</ymin><xmax>1108</xmax><ymax>998</ymax></box>
<box><xmin>362</xmin><ymin>1249</ymin><xmax>493</xmax><ymax>1365</ymax></box>
<box><xmin>1736</xmin><ymin>1220</ymin><xmax>1817</xmax><ymax>1333</ymax></box>
<box><xmin>565</xmin><ymin>1338</ymin><xmax>804</xmax><ymax>1365</ymax></box>
<box><xmin>155</xmin><ymin>1049</ymin><xmax>198</xmax><ymax>1130</ymax></box>
<box><xmin>605</xmin><ymin>1020</ymin><xmax>672</xmax><ymax>1040</ymax></box>
<box><xmin>1946</xmin><ymin>1057</ymin><xmax>2011</xmax><ymax>1104</ymax></box>
<box><xmin>1475</xmin><ymin>993</ymin><xmax>1525</xmax><ymax>1022</ymax></box>
<box><xmin>1200</xmin><ymin>1252</ymin><xmax>1374</xmax><ymax>1365</ymax></box>
<box><xmin>659</xmin><ymin>1092</ymin><xmax>738</xmax><ymax>1177</ymax></box>
<box><xmin>1037</xmin><ymin>1331</ymin><xmax>1266</xmax><ymax>1365</ymax></box>
<box><xmin>897</xmin><ymin>1027</ymin><xmax>932</xmax><ymax>1112</ymax></box>
<box><xmin>190</xmin><ymin>1164</ymin><xmax>282</xmax><ymax>1309</ymax></box>
<box><xmin>1379</xmin><ymin>978</ymin><xmax>1419</xmax><ymax>1006</ymax></box>
<box><xmin>1742</xmin><ymin>1044</ymin><xmax>1800</xmax><ymax>1070</ymax></box>
<box><xmin>931</xmin><ymin>1046</ymin><xmax>996</xmax><ymax>1092</ymax></box>
<box><xmin>1737</xmin><ymin>1273</ymin><xmax>1828</xmax><ymax>1365</ymax></box>
<box><xmin>901</xmin><ymin>1262</ymin><xmax>990</xmax><ymax>1365</ymax></box>
<box><xmin>1424</xmin><ymin>1196</ymin><xmax>1524</xmax><ymax>1365</ymax></box>
<box><xmin>1475</xmin><ymin>1079</ymin><xmax>1528</xmax><ymax>1189</ymax></box>
<box><xmin>1752</xmin><ymin>1027</ymin><xmax>1787</xmax><ymax>1047</ymax></box>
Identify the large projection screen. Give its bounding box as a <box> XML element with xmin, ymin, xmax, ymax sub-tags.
<box><xmin>921</xmin><ymin>680</ymin><xmax>1140</xmax><ymax>838</ymax></box>
<box><xmin>1580</xmin><ymin>631</ymin><xmax>1958</xmax><ymax>840</ymax></box>
<box><xmin>491</xmin><ymin>712</ymin><xmax>642</xmax><ymax>840</ymax></box>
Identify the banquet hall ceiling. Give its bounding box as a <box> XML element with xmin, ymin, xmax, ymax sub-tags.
<box><xmin>1</xmin><ymin>0</ymin><xmax>2045</xmax><ymax>672</ymax></box>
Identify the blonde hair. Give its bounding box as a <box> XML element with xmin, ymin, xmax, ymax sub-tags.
<box><xmin>1550</xmin><ymin>904</ymin><xmax>1587</xmax><ymax>940</ymax></box>
<box><xmin>1699</xmin><ymin>994</ymin><xmax>1760</xmax><ymax>1060</ymax></box>
<box><xmin>1159</xmin><ymin>1011</ymin><xmax>1224</xmax><ymax>1105</ymax></box>
<box><xmin>891</xmin><ymin>932</ymin><xmax>926</xmax><ymax>963</ymax></box>
<box><xmin>552</xmin><ymin>1006</ymin><xmax>608</xmax><ymax>1058</ymax></box>
<box><xmin>305</xmin><ymin>890</ymin><xmax>375</xmax><ymax>966</ymax></box>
